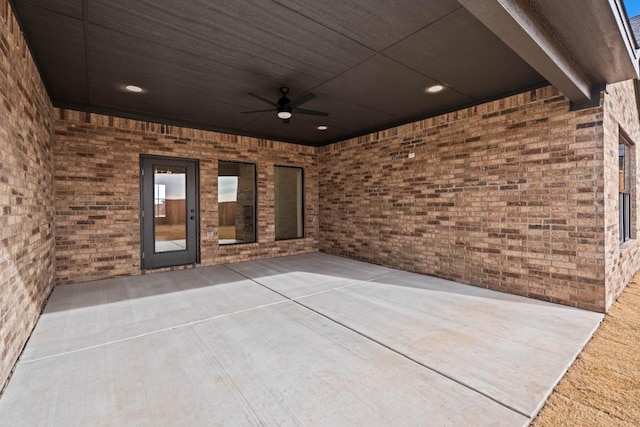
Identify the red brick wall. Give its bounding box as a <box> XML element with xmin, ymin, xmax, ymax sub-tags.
<box><xmin>603</xmin><ymin>80</ymin><xmax>640</xmax><ymax>310</ymax></box>
<box><xmin>319</xmin><ymin>86</ymin><xmax>608</xmax><ymax>311</ymax></box>
<box><xmin>0</xmin><ymin>0</ymin><xmax>55</xmax><ymax>389</ymax></box>
<box><xmin>53</xmin><ymin>110</ymin><xmax>319</xmax><ymax>284</ymax></box>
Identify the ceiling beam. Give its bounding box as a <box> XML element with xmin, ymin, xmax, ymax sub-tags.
<box><xmin>458</xmin><ymin>0</ymin><xmax>593</xmax><ymax>104</ymax></box>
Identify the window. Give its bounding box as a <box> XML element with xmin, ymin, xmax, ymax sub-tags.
<box><xmin>619</xmin><ymin>137</ymin><xmax>634</xmax><ymax>243</ymax></box>
<box><xmin>218</xmin><ymin>161</ymin><xmax>256</xmax><ymax>245</ymax></box>
<box><xmin>275</xmin><ymin>166</ymin><xmax>304</xmax><ymax>240</ymax></box>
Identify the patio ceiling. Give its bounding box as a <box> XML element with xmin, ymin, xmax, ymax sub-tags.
<box><xmin>9</xmin><ymin>0</ymin><xmax>639</xmax><ymax>146</ymax></box>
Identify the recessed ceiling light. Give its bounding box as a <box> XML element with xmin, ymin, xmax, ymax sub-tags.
<box><xmin>426</xmin><ymin>84</ymin><xmax>445</xmax><ymax>94</ymax></box>
<box><xmin>125</xmin><ymin>85</ymin><xmax>143</xmax><ymax>93</ymax></box>
<box><xmin>317</xmin><ymin>125</ymin><xmax>328</xmax><ymax>131</ymax></box>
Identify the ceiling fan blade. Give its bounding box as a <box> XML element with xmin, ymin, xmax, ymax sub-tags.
<box><xmin>241</xmin><ymin>108</ymin><xmax>275</xmax><ymax>114</ymax></box>
<box><xmin>248</xmin><ymin>93</ymin><xmax>277</xmax><ymax>106</ymax></box>
<box><xmin>290</xmin><ymin>92</ymin><xmax>316</xmax><ymax>108</ymax></box>
<box><xmin>293</xmin><ymin>107</ymin><xmax>329</xmax><ymax>116</ymax></box>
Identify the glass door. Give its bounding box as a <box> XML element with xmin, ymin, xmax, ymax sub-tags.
<box><xmin>140</xmin><ymin>155</ymin><xmax>199</xmax><ymax>269</ymax></box>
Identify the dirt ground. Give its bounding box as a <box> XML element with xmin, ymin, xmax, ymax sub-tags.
<box><xmin>532</xmin><ymin>276</ymin><xmax>640</xmax><ymax>426</ymax></box>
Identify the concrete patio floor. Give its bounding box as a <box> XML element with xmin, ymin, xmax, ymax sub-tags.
<box><xmin>0</xmin><ymin>253</ymin><xmax>603</xmax><ymax>426</ymax></box>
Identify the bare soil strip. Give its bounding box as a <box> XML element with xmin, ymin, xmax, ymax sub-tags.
<box><xmin>532</xmin><ymin>277</ymin><xmax>640</xmax><ymax>426</ymax></box>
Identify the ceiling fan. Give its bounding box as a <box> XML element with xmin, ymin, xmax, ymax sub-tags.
<box><xmin>242</xmin><ymin>87</ymin><xmax>328</xmax><ymax>124</ymax></box>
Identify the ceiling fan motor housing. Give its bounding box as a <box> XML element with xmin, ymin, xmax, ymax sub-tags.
<box><xmin>277</xmin><ymin>88</ymin><xmax>292</xmax><ymax>122</ymax></box>
<box><xmin>277</xmin><ymin>92</ymin><xmax>292</xmax><ymax>111</ymax></box>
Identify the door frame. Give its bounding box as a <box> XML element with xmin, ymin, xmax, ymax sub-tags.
<box><xmin>139</xmin><ymin>154</ymin><xmax>200</xmax><ymax>270</ymax></box>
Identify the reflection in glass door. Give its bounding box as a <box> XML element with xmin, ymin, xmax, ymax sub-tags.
<box><xmin>140</xmin><ymin>155</ymin><xmax>199</xmax><ymax>269</ymax></box>
<box><xmin>154</xmin><ymin>165</ymin><xmax>186</xmax><ymax>252</ymax></box>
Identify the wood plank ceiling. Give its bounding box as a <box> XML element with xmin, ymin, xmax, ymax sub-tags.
<box><xmin>11</xmin><ymin>0</ymin><xmax>546</xmax><ymax>146</ymax></box>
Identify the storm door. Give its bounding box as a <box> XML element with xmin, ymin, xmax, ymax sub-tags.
<box><xmin>140</xmin><ymin>155</ymin><xmax>199</xmax><ymax>269</ymax></box>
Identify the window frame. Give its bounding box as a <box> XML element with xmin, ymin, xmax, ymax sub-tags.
<box><xmin>619</xmin><ymin>135</ymin><xmax>634</xmax><ymax>244</ymax></box>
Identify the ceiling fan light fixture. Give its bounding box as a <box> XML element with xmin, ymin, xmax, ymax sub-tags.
<box><xmin>277</xmin><ymin>111</ymin><xmax>292</xmax><ymax>120</ymax></box>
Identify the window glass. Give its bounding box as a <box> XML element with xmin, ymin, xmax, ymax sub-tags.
<box><xmin>218</xmin><ymin>161</ymin><xmax>256</xmax><ymax>244</ymax></box>
<box><xmin>154</xmin><ymin>166</ymin><xmax>186</xmax><ymax>252</ymax></box>
<box><xmin>619</xmin><ymin>138</ymin><xmax>634</xmax><ymax>243</ymax></box>
<box><xmin>275</xmin><ymin>166</ymin><xmax>304</xmax><ymax>240</ymax></box>
<box><xmin>619</xmin><ymin>142</ymin><xmax>631</xmax><ymax>192</ymax></box>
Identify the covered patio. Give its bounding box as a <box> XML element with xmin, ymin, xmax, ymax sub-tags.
<box><xmin>0</xmin><ymin>253</ymin><xmax>603</xmax><ymax>426</ymax></box>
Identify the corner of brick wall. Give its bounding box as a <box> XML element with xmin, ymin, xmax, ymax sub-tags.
<box><xmin>602</xmin><ymin>80</ymin><xmax>640</xmax><ymax>310</ymax></box>
<box><xmin>0</xmin><ymin>0</ymin><xmax>55</xmax><ymax>389</ymax></box>
<box><xmin>319</xmin><ymin>85</ymin><xmax>608</xmax><ymax>311</ymax></box>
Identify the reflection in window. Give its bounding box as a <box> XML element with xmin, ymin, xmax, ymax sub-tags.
<box><xmin>275</xmin><ymin>166</ymin><xmax>304</xmax><ymax>240</ymax></box>
<box><xmin>218</xmin><ymin>161</ymin><xmax>256</xmax><ymax>245</ymax></box>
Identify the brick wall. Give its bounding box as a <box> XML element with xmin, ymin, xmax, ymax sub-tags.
<box><xmin>319</xmin><ymin>86</ymin><xmax>608</xmax><ymax>312</ymax></box>
<box><xmin>46</xmin><ymin>83</ymin><xmax>640</xmax><ymax>314</ymax></box>
<box><xmin>602</xmin><ymin>80</ymin><xmax>640</xmax><ymax>310</ymax></box>
<box><xmin>0</xmin><ymin>0</ymin><xmax>55</xmax><ymax>389</ymax></box>
<box><xmin>53</xmin><ymin>109</ymin><xmax>318</xmax><ymax>284</ymax></box>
